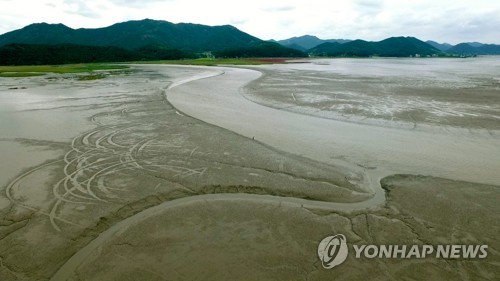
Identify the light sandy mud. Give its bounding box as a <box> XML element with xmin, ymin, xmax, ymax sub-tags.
<box><xmin>62</xmin><ymin>176</ymin><xmax>500</xmax><ymax>281</ymax></box>
<box><xmin>0</xmin><ymin>60</ymin><xmax>499</xmax><ymax>280</ymax></box>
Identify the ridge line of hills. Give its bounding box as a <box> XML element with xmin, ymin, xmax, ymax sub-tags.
<box><xmin>0</xmin><ymin>19</ymin><xmax>498</xmax><ymax>65</ymax></box>
<box><xmin>277</xmin><ymin>35</ymin><xmax>500</xmax><ymax>56</ymax></box>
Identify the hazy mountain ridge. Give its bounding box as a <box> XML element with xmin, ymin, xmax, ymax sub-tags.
<box><xmin>276</xmin><ymin>35</ymin><xmax>351</xmax><ymax>51</ymax></box>
<box><xmin>447</xmin><ymin>43</ymin><xmax>500</xmax><ymax>55</ymax></box>
<box><xmin>308</xmin><ymin>37</ymin><xmax>441</xmax><ymax>57</ymax></box>
<box><xmin>425</xmin><ymin>40</ymin><xmax>453</xmax><ymax>51</ymax></box>
<box><xmin>278</xmin><ymin>35</ymin><xmax>500</xmax><ymax>56</ymax></box>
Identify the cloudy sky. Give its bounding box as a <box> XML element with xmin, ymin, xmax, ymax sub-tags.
<box><xmin>1</xmin><ymin>0</ymin><xmax>499</xmax><ymax>44</ymax></box>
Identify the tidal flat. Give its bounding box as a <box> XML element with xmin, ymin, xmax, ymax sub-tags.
<box><xmin>0</xmin><ymin>59</ymin><xmax>499</xmax><ymax>280</ymax></box>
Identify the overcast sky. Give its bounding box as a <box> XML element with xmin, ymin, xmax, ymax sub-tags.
<box><xmin>1</xmin><ymin>0</ymin><xmax>499</xmax><ymax>44</ymax></box>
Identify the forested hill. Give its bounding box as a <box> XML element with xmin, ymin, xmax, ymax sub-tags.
<box><xmin>0</xmin><ymin>19</ymin><xmax>306</xmax><ymax>63</ymax></box>
<box><xmin>308</xmin><ymin>37</ymin><xmax>441</xmax><ymax>57</ymax></box>
<box><xmin>0</xmin><ymin>43</ymin><xmax>196</xmax><ymax>65</ymax></box>
<box><xmin>0</xmin><ymin>19</ymin><xmax>262</xmax><ymax>52</ymax></box>
<box><xmin>277</xmin><ymin>34</ymin><xmax>500</xmax><ymax>57</ymax></box>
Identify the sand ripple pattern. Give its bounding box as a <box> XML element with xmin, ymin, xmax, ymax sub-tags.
<box><xmin>6</xmin><ymin>119</ymin><xmax>207</xmax><ymax>232</ymax></box>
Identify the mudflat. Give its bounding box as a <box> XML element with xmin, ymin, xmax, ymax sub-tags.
<box><xmin>0</xmin><ymin>59</ymin><xmax>499</xmax><ymax>280</ymax></box>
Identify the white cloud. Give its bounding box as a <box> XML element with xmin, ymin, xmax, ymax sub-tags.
<box><xmin>109</xmin><ymin>0</ymin><xmax>169</xmax><ymax>6</ymax></box>
<box><xmin>0</xmin><ymin>0</ymin><xmax>499</xmax><ymax>44</ymax></box>
<box><xmin>261</xmin><ymin>5</ymin><xmax>296</xmax><ymax>12</ymax></box>
<box><xmin>63</xmin><ymin>0</ymin><xmax>100</xmax><ymax>18</ymax></box>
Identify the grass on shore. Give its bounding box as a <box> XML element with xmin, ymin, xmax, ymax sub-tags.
<box><xmin>0</xmin><ymin>72</ymin><xmax>47</xmax><ymax>77</ymax></box>
<box><xmin>128</xmin><ymin>58</ymin><xmax>290</xmax><ymax>66</ymax></box>
<box><xmin>0</xmin><ymin>64</ymin><xmax>129</xmax><ymax>77</ymax></box>
<box><xmin>0</xmin><ymin>58</ymin><xmax>292</xmax><ymax>78</ymax></box>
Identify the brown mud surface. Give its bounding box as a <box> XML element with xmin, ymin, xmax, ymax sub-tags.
<box><xmin>0</xmin><ymin>60</ymin><xmax>499</xmax><ymax>280</ymax></box>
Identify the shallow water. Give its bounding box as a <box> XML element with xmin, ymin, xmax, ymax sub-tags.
<box><xmin>280</xmin><ymin>57</ymin><xmax>500</xmax><ymax>78</ymax></box>
<box><xmin>168</xmin><ymin>64</ymin><xmax>500</xmax><ymax>186</ymax></box>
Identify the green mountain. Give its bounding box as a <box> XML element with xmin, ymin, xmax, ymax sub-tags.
<box><xmin>464</xmin><ymin>42</ymin><xmax>484</xmax><ymax>48</ymax></box>
<box><xmin>277</xmin><ymin>35</ymin><xmax>351</xmax><ymax>51</ymax></box>
<box><xmin>0</xmin><ymin>43</ymin><xmax>196</xmax><ymax>65</ymax></box>
<box><xmin>276</xmin><ymin>35</ymin><xmax>500</xmax><ymax>56</ymax></box>
<box><xmin>477</xmin><ymin>44</ymin><xmax>500</xmax><ymax>55</ymax></box>
<box><xmin>377</xmin><ymin>37</ymin><xmax>441</xmax><ymax>56</ymax></box>
<box><xmin>447</xmin><ymin>43</ymin><xmax>500</xmax><ymax>55</ymax></box>
<box><xmin>310</xmin><ymin>40</ymin><xmax>375</xmax><ymax>57</ymax></box>
<box><xmin>0</xmin><ymin>19</ymin><xmax>304</xmax><ymax>56</ymax></box>
<box><xmin>447</xmin><ymin>43</ymin><xmax>479</xmax><ymax>55</ymax></box>
<box><xmin>309</xmin><ymin>37</ymin><xmax>441</xmax><ymax>57</ymax></box>
<box><xmin>308</xmin><ymin>42</ymin><xmax>341</xmax><ymax>56</ymax></box>
<box><xmin>425</xmin><ymin>40</ymin><xmax>453</xmax><ymax>51</ymax></box>
<box><xmin>0</xmin><ymin>20</ymin><xmax>249</xmax><ymax>51</ymax></box>
<box><xmin>0</xmin><ymin>44</ymin><xmax>136</xmax><ymax>65</ymax></box>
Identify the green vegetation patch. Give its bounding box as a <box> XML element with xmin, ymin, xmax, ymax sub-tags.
<box><xmin>77</xmin><ymin>73</ymin><xmax>107</xmax><ymax>81</ymax></box>
<box><xmin>0</xmin><ymin>72</ymin><xmax>46</xmax><ymax>77</ymax></box>
<box><xmin>0</xmin><ymin>64</ymin><xmax>129</xmax><ymax>78</ymax></box>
